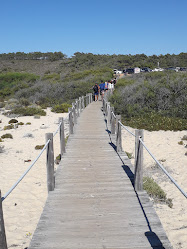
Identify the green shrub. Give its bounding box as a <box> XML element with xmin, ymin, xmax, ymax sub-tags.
<box><xmin>0</xmin><ymin>102</ymin><xmax>5</xmax><ymax>108</ymax></box>
<box><xmin>51</xmin><ymin>103</ymin><xmax>71</xmax><ymax>113</ymax></box>
<box><xmin>0</xmin><ymin>138</ymin><xmax>3</xmax><ymax>142</ymax></box>
<box><xmin>1</xmin><ymin>133</ymin><xmax>13</xmax><ymax>139</ymax></box>
<box><xmin>65</xmin><ymin>135</ymin><xmax>69</xmax><ymax>145</ymax></box>
<box><xmin>19</xmin><ymin>98</ymin><xmax>30</xmax><ymax>106</ymax></box>
<box><xmin>35</xmin><ymin>144</ymin><xmax>45</xmax><ymax>150</ymax></box>
<box><xmin>122</xmin><ymin>112</ymin><xmax>187</xmax><ymax>131</ymax></box>
<box><xmin>143</xmin><ymin>177</ymin><xmax>166</xmax><ymax>200</ymax></box>
<box><xmin>4</xmin><ymin>124</ymin><xmax>14</xmax><ymax>130</ymax></box>
<box><xmin>143</xmin><ymin>176</ymin><xmax>173</xmax><ymax>208</ymax></box>
<box><xmin>8</xmin><ymin>119</ymin><xmax>18</xmax><ymax>124</ymax></box>
<box><xmin>26</xmin><ymin>122</ymin><xmax>31</xmax><ymax>125</ymax></box>
<box><xmin>178</xmin><ymin>141</ymin><xmax>184</xmax><ymax>145</ymax></box>
<box><xmin>125</xmin><ymin>151</ymin><xmax>133</xmax><ymax>159</ymax></box>
<box><xmin>55</xmin><ymin>154</ymin><xmax>61</xmax><ymax>164</ymax></box>
<box><xmin>10</xmin><ymin>107</ymin><xmax>46</xmax><ymax>116</ymax></box>
<box><xmin>42</xmin><ymin>73</ymin><xmax>60</xmax><ymax>81</ymax></box>
<box><xmin>18</xmin><ymin>122</ymin><xmax>24</xmax><ymax>125</ymax></box>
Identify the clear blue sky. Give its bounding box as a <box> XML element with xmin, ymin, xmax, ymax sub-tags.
<box><xmin>0</xmin><ymin>0</ymin><xmax>186</xmax><ymax>57</ymax></box>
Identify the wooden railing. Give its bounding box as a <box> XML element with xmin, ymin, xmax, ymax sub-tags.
<box><xmin>103</xmin><ymin>93</ymin><xmax>187</xmax><ymax>198</ymax></box>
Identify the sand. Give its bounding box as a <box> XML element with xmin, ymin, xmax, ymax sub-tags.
<box><xmin>0</xmin><ymin>108</ymin><xmax>187</xmax><ymax>249</ymax></box>
<box><xmin>122</xmin><ymin>127</ymin><xmax>187</xmax><ymax>249</ymax></box>
<box><xmin>0</xmin><ymin>108</ymin><xmax>69</xmax><ymax>249</ymax></box>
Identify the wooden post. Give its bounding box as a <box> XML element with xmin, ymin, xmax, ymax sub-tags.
<box><xmin>107</xmin><ymin>102</ymin><xmax>111</xmax><ymax>124</ymax></box>
<box><xmin>134</xmin><ymin>129</ymin><xmax>144</xmax><ymax>191</ymax></box>
<box><xmin>59</xmin><ymin>117</ymin><xmax>66</xmax><ymax>155</ymax></box>
<box><xmin>111</xmin><ymin>107</ymin><xmax>115</xmax><ymax>134</ymax></box>
<box><xmin>76</xmin><ymin>99</ymin><xmax>80</xmax><ymax>117</ymax></box>
<box><xmin>116</xmin><ymin>115</ymin><xmax>122</xmax><ymax>152</ymax></box>
<box><xmin>45</xmin><ymin>133</ymin><xmax>55</xmax><ymax>192</ymax></box>
<box><xmin>82</xmin><ymin>96</ymin><xmax>85</xmax><ymax>109</ymax></box>
<box><xmin>79</xmin><ymin>97</ymin><xmax>82</xmax><ymax>112</ymax></box>
<box><xmin>102</xmin><ymin>98</ymin><xmax>105</xmax><ymax>112</ymax></box>
<box><xmin>68</xmin><ymin>108</ymin><xmax>73</xmax><ymax>134</ymax></box>
<box><xmin>86</xmin><ymin>94</ymin><xmax>89</xmax><ymax>106</ymax></box>
<box><xmin>0</xmin><ymin>191</ymin><xmax>7</xmax><ymax>249</ymax></box>
<box><xmin>72</xmin><ymin>105</ymin><xmax>77</xmax><ymax>125</ymax></box>
<box><xmin>90</xmin><ymin>93</ymin><xmax>93</xmax><ymax>103</ymax></box>
<box><xmin>105</xmin><ymin>102</ymin><xmax>108</xmax><ymax>117</ymax></box>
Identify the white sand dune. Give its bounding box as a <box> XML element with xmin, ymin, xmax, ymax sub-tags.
<box><xmin>0</xmin><ymin>109</ymin><xmax>187</xmax><ymax>249</ymax></box>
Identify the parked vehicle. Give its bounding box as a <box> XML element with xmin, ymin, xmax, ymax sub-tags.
<box><xmin>140</xmin><ymin>67</ymin><xmax>152</xmax><ymax>72</ymax></box>
<box><xmin>125</xmin><ymin>68</ymin><xmax>134</xmax><ymax>74</ymax></box>
<box><xmin>113</xmin><ymin>69</ymin><xmax>122</xmax><ymax>74</ymax></box>
<box><xmin>125</xmin><ymin>68</ymin><xmax>140</xmax><ymax>74</ymax></box>
<box><xmin>134</xmin><ymin>67</ymin><xmax>140</xmax><ymax>74</ymax></box>
<box><xmin>152</xmin><ymin>68</ymin><xmax>164</xmax><ymax>72</ymax></box>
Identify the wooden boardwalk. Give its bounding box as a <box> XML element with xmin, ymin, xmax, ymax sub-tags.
<box><xmin>29</xmin><ymin>101</ymin><xmax>173</xmax><ymax>249</ymax></box>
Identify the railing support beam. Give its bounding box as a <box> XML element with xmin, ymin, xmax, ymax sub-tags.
<box><xmin>46</xmin><ymin>133</ymin><xmax>55</xmax><ymax>192</ymax></box>
<box><xmin>68</xmin><ymin>108</ymin><xmax>73</xmax><ymax>134</ymax></box>
<box><xmin>116</xmin><ymin>115</ymin><xmax>122</xmax><ymax>152</ymax></box>
<box><xmin>111</xmin><ymin>107</ymin><xmax>115</xmax><ymax>134</ymax></box>
<box><xmin>0</xmin><ymin>191</ymin><xmax>7</xmax><ymax>249</ymax></box>
<box><xmin>134</xmin><ymin>129</ymin><xmax>144</xmax><ymax>191</ymax></box>
<box><xmin>59</xmin><ymin>117</ymin><xmax>66</xmax><ymax>155</ymax></box>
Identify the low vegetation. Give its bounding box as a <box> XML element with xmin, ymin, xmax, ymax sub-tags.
<box><xmin>110</xmin><ymin>72</ymin><xmax>187</xmax><ymax>131</ymax></box>
<box><xmin>35</xmin><ymin>145</ymin><xmax>45</xmax><ymax>150</ymax></box>
<box><xmin>9</xmin><ymin>107</ymin><xmax>46</xmax><ymax>116</ymax></box>
<box><xmin>125</xmin><ymin>151</ymin><xmax>133</xmax><ymax>159</ymax></box>
<box><xmin>8</xmin><ymin>118</ymin><xmax>18</xmax><ymax>124</ymax></box>
<box><xmin>4</xmin><ymin>124</ymin><xmax>14</xmax><ymax>130</ymax></box>
<box><xmin>1</xmin><ymin>133</ymin><xmax>13</xmax><ymax>139</ymax></box>
<box><xmin>51</xmin><ymin>103</ymin><xmax>71</xmax><ymax>113</ymax></box>
<box><xmin>143</xmin><ymin>176</ymin><xmax>173</xmax><ymax>208</ymax></box>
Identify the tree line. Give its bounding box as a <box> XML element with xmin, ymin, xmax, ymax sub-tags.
<box><xmin>0</xmin><ymin>52</ymin><xmax>186</xmax><ymax>68</ymax></box>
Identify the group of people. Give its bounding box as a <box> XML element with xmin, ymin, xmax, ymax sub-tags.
<box><xmin>92</xmin><ymin>78</ymin><xmax>117</xmax><ymax>101</ymax></box>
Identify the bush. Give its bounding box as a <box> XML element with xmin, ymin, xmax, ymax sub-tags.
<box><xmin>8</xmin><ymin>119</ymin><xmax>18</xmax><ymax>124</ymax></box>
<box><xmin>1</xmin><ymin>133</ymin><xmax>13</xmax><ymax>139</ymax></box>
<box><xmin>35</xmin><ymin>144</ymin><xmax>45</xmax><ymax>150</ymax></box>
<box><xmin>125</xmin><ymin>151</ymin><xmax>133</xmax><ymax>159</ymax></box>
<box><xmin>18</xmin><ymin>122</ymin><xmax>24</xmax><ymax>125</ymax></box>
<box><xmin>26</xmin><ymin>122</ymin><xmax>31</xmax><ymax>125</ymax></box>
<box><xmin>10</xmin><ymin>107</ymin><xmax>46</xmax><ymax>116</ymax></box>
<box><xmin>55</xmin><ymin>154</ymin><xmax>61</xmax><ymax>164</ymax></box>
<box><xmin>4</xmin><ymin>124</ymin><xmax>14</xmax><ymax>130</ymax></box>
<box><xmin>123</xmin><ymin>112</ymin><xmax>187</xmax><ymax>131</ymax></box>
<box><xmin>51</xmin><ymin>103</ymin><xmax>71</xmax><ymax>113</ymax></box>
<box><xmin>143</xmin><ymin>176</ymin><xmax>173</xmax><ymax>208</ymax></box>
<box><xmin>110</xmin><ymin>72</ymin><xmax>187</xmax><ymax>131</ymax></box>
<box><xmin>178</xmin><ymin>141</ymin><xmax>184</xmax><ymax>145</ymax></box>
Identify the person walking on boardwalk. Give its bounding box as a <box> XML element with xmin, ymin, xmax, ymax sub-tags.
<box><xmin>99</xmin><ymin>80</ymin><xmax>105</xmax><ymax>101</ymax></box>
<box><xmin>93</xmin><ymin>83</ymin><xmax>99</xmax><ymax>101</ymax></box>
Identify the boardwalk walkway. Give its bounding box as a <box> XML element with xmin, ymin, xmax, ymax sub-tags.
<box><xmin>29</xmin><ymin>101</ymin><xmax>172</xmax><ymax>249</ymax></box>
